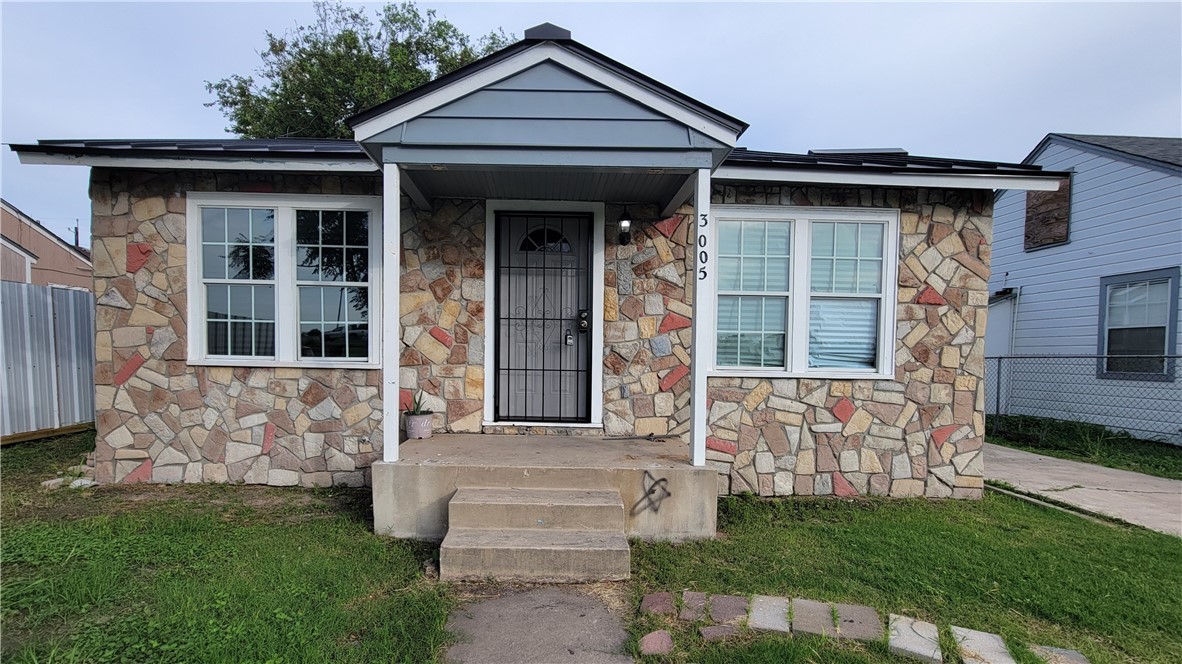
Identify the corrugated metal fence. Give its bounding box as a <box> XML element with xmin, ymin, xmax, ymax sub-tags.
<box><xmin>1</xmin><ymin>282</ymin><xmax>95</xmax><ymax>437</ymax></box>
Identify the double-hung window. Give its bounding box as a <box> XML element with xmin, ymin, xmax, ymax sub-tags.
<box><xmin>1097</xmin><ymin>267</ymin><xmax>1179</xmax><ymax>380</ymax></box>
<box><xmin>187</xmin><ymin>193</ymin><xmax>382</xmax><ymax>367</ymax></box>
<box><xmin>712</xmin><ymin>207</ymin><xmax>898</xmax><ymax>378</ymax></box>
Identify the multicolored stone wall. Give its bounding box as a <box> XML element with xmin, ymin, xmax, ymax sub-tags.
<box><xmin>90</xmin><ymin>169</ymin><xmax>384</xmax><ymax>486</ymax></box>
<box><xmin>705</xmin><ymin>185</ymin><xmax>991</xmax><ymax>499</ymax></box>
<box><xmin>399</xmin><ymin>201</ymin><xmax>696</xmax><ymax>439</ymax></box>
<box><xmin>602</xmin><ymin>204</ymin><xmax>695</xmax><ymax>440</ymax></box>
<box><xmin>397</xmin><ymin>200</ymin><xmax>486</xmax><ymax>432</ymax></box>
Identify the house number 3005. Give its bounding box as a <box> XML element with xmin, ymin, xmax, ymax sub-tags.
<box><xmin>697</xmin><ymin>213</ymin><xmax>709</xmax><ymax>281</ymax></box>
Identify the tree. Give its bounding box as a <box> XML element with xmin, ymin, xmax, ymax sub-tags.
<box><xmin>206</xmin><ymin>1</ymin><xmax>512</xmax><ymax>139</ymax></box>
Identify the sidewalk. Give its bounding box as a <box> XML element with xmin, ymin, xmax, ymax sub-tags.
<box><xmin>984</xmin><ymin>443</ymin><xmax>1182</xmax><ymax>537</ymax></box>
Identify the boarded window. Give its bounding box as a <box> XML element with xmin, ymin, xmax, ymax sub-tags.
<box><xmin>1024</xmin><ymin>177</ymin><xmax>1071</xmax><ymax>251</ymax></box>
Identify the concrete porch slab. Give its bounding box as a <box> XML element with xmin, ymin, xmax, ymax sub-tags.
<box><xmin>395</xmin><ymin>433</ymin><xmax>692</xmax><ymax>469</ymax></box>
<box><xmin>373</xmin><ymin>434</ymin><xmax>717</xmax><ymax>542</ymax></box>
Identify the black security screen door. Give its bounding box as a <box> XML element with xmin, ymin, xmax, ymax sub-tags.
<box><xmin>495</xmin><ymin>213</ymin><xmax>592</xmax><ymax>422</ymax></box>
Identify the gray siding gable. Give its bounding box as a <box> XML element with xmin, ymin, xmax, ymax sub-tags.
<box><xmin>369</xmin><ymin>61</ymin><xmax>725</xmax><ymax>152</ymax></box>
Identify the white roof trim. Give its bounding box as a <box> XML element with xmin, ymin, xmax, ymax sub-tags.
<box><xmin>0</xmin><ymin>199</ymin><xmax>90</xmax><ymax>265</ymax></box>
<box><xmin>352</xmin><ymin>42</ymin><xmax>741</xmax><ymax>147</ymax></box>
<box><xmin>714</xmin><ymin>165</ymin><xmax>1064</xmax><ymax>191</ymax></box>
<box><xmin>15</xmin><ymin>152</ymin><xmax>378</xmax><ymax>173</ymax></box>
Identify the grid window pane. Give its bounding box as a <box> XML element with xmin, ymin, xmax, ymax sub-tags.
<box><xmin>811</xmin><ymin>221</ymin><xmax>885</xmax><ymax>295</ymax></box>
<box><xmin>205</xmin><ymin>284</ymin><xmax>274</xmax><ymax>357</ymax></box>
<box><xmin>203</xmin><ymin>245</ymin><xmax>227</xmax><ymax>280</ymax></box>
<box><xmin>717</xmin><ymin>295</ymin><xmax>788</xmax><ymax>367</ymax></box>
<box><xmin>296</xmin><ymin>209</ymin><xmax>370</xmax><ymax>284</ymax></box>
<box><xmin>227</xmin><ymin>208</ymin><xmax>250</xmax><ymax>242</ymax></box>
<box><xmin>718</xmin><ymin>221</ymin><xmax>741</xmax><ymax>254</ymax></box>
<box><xmin>299</xmin><ymin>286</ymin><xmax>369</xmax><ymax>358</ymax></box>
<box><xmin>718</xmin><ymin>257</ymin><xmax>741</xmax><ymax>290</ymax></box>
<box><xmin>717</xmin><ymin>220</ymin><xmax>791</xmax><ymax>294</ymax></box>
<box><xmin>809</xmin><ymin>298</ymin><xmax>878</xmax><ymax>369</ymax></box>
<box><xmin>202</xmin><ymin>208</ymin><xmax>226</xmax><ymax>242</ymax></box>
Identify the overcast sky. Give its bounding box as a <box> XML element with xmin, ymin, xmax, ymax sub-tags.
<box><xmin>2</xmin><ymin>1</ymin><xmax>1179</xmax><ymax>247</ymax></box>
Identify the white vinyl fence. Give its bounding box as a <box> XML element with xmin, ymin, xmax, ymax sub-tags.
<box><xmin>1</xmin><ymin>282</ymin><xmax>95</xmax><ymax>437</ymax></box>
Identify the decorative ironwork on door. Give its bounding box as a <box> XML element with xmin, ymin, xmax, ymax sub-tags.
<box><xmin>495</xmin><ymin>213</ymin><xmax>592</xmax><ymax>422</ymax></box>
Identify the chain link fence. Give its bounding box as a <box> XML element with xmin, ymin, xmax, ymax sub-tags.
<box><xmin>985</xmin><ymin>355</ymin><xmax>1182</xmax><ymax>445</ymax></box>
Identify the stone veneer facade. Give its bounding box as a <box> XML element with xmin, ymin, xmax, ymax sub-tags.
<box><xmin>703</xmin><ymin>184</ymin><xmax>990</xmax><ymax>499</ymax></box>
<box><xmin>88</xmin><ymin>167</ymin><xmax>988</xmax><ymax>499</ymax></box>
<box><xmin>90</xmin><ymin>169</ymin><xmax>385</xmax><ymax>486</ymax></box>
<box><xmin>397</xmin><ymin>201</ymin><xmax>695</xmax><ymax>440</ymax></box>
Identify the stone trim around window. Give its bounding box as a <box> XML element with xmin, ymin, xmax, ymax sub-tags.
<box><xmin>1095</xmin><ymin>266</ymin><xmax>1180</xmax><ymax>382</ymax></box>
<box><xmin>185</xmin><ymin>192</ymin><xmax>384</xmax><ymax>368</ymax></box>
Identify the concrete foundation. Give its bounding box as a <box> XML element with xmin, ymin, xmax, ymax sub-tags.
<box><xmin>372</xmin><ymin>434</ymin><xmax>718</xmax><ymax>541</ymax></box>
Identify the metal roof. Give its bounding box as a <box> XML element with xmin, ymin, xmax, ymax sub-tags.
<box><xmin>725</xmin><ymin>147</ymin><xmax>1054</xmax><ymax>176</ymax></box>
<box><xmin>1046</xmin><ymin>134</ymin><xmax>1182</xmax><ymax>169</ymax></box>
<box><xmin>11</xmin><ymin>138</ymin><xmax>369</xmax><ymax>160</ymax></box>
<box><xmin>7</xmin><ymin>139</ymin><xmax>1060</xmax><ymax>179</ymax></box>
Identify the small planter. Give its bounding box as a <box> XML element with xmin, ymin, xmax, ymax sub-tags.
<box><xmin>405</xmin><ymin>413</ymin><xmax>434</xmax><ymax>439</ymax></box>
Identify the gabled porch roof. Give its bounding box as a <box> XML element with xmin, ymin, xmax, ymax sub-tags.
<box><xmin>346</xmin><ymin>24</ymin><xmax>748</xmax><ymax>211</ymax></box>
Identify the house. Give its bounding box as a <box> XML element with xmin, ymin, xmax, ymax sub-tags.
<box><xmin>1</xmin><ymin>198</ymin><xmax>95</xmax><ymax>440</ymax></box>
<box><xmin>10</xmin><ymin>24</ymin><xmax>1066</xmax><ymax>580</ymax></box>
<box><xmin>987</xmin><ymin>134</ymin><xmax>1182</xmax><ymax>444</ymax></box>
<box><xmin>1</xmin><ymin>198</ymin><xmax>93</xmax><ymax>289</ymax></box>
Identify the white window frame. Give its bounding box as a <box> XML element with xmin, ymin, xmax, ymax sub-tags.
<box><xmin>186</xmin><ymin>192</ymin><xmax>383</xmax><ymax>368</ymax></box>
<box><xmin>707</xmin><ymin>206</ymin><xmax>899</xmax><ymax>380</ymax></box>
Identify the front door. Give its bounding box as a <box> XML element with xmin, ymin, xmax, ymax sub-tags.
<box><xmin>495</xmin><ymin>212</ymin><xmax>592</xmax><ymax>422</ymax></box>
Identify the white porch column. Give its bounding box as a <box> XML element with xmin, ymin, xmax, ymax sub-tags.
<box><xmin>689</xmin><ymin>167</ymin><xmax>714</xmax><ymax>467</ymax></box>
<box><xmin>382</xmin><ymin>163</ymin><xmax>402</xmax><ymax>462</ymax></box>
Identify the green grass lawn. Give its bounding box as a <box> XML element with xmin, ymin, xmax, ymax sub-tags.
<box><xmin>986</xmin><ymin>415</ymin><xmax>1182</xmax><ymax>480</ymax></box>
<box><xmin>6</xmin><ymin>431</ymin><xmax>1180</xmax><ymax>663</ymax></box>
<box><xmin>630</xmin><ymin>495</ymin><xmax>1182</xmax><ymax>664</ymax></box>
<box><xmin>1</xmin><ymin>432</ymin><xmax>452</xmax><ymax>663</ymax></box>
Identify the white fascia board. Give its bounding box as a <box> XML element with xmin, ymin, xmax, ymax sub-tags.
<box><xmin>714</xmin><ymin>165</ymin><xmax>1064</xmax><ymax>191</ymax></box>
<box><xmin>353</xmin><ymin>43</ymin><xmax>740</xmax><ymax>147</ymax></box>
<box><xmin>16</xmin><ymin>152</ymin><xmax>378</xmax><ymax>172</ymax></box>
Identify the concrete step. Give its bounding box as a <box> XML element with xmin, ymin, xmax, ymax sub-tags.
<box><xmin>440</xmin><ymin>527</ymin><xmax>631</xmax><ymax>582</ymax></box>
<box><xmin>449</xmin><ymin>487</ymin><xmax>624</xmax><ymax>531</ymax></box>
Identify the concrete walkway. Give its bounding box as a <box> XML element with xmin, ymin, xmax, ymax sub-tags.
<box><xmin>445</xmin><ymin>587</ymin><xmax>631</xmax><ymax>663</ymax></box>
<box><xmin>984</xmin><ymin>443</ymin><xmax>1182</xmax><ymax>537</ymax></box>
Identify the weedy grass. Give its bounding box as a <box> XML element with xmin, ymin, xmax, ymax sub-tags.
<box><xmin>987</xmin><ymin>415</ymin><xmax>1182</xmax><ymax>480</ymax></box>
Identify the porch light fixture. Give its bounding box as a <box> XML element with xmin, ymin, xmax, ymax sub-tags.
<box><xmin>618</xmin><ymin>209</ymin><xmax>632</xmax><ymax>246</ymax></box>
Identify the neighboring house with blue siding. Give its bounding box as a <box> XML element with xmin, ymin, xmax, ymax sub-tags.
<box><xmin>987</xmin><ymin>133</ymin><xmax>1182</xmax><ymax>444</ymax></box>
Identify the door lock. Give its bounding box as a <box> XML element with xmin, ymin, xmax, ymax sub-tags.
<box><xmin>578</xmin><ymin>310</ymin><xmax>589</xmax><ymax>333</ymax></box>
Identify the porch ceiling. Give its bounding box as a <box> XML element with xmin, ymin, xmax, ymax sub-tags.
<box><xmin>402</xmin><ymin>166</ymin><xmax>691</xmax><ymax>205</ymax></box>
